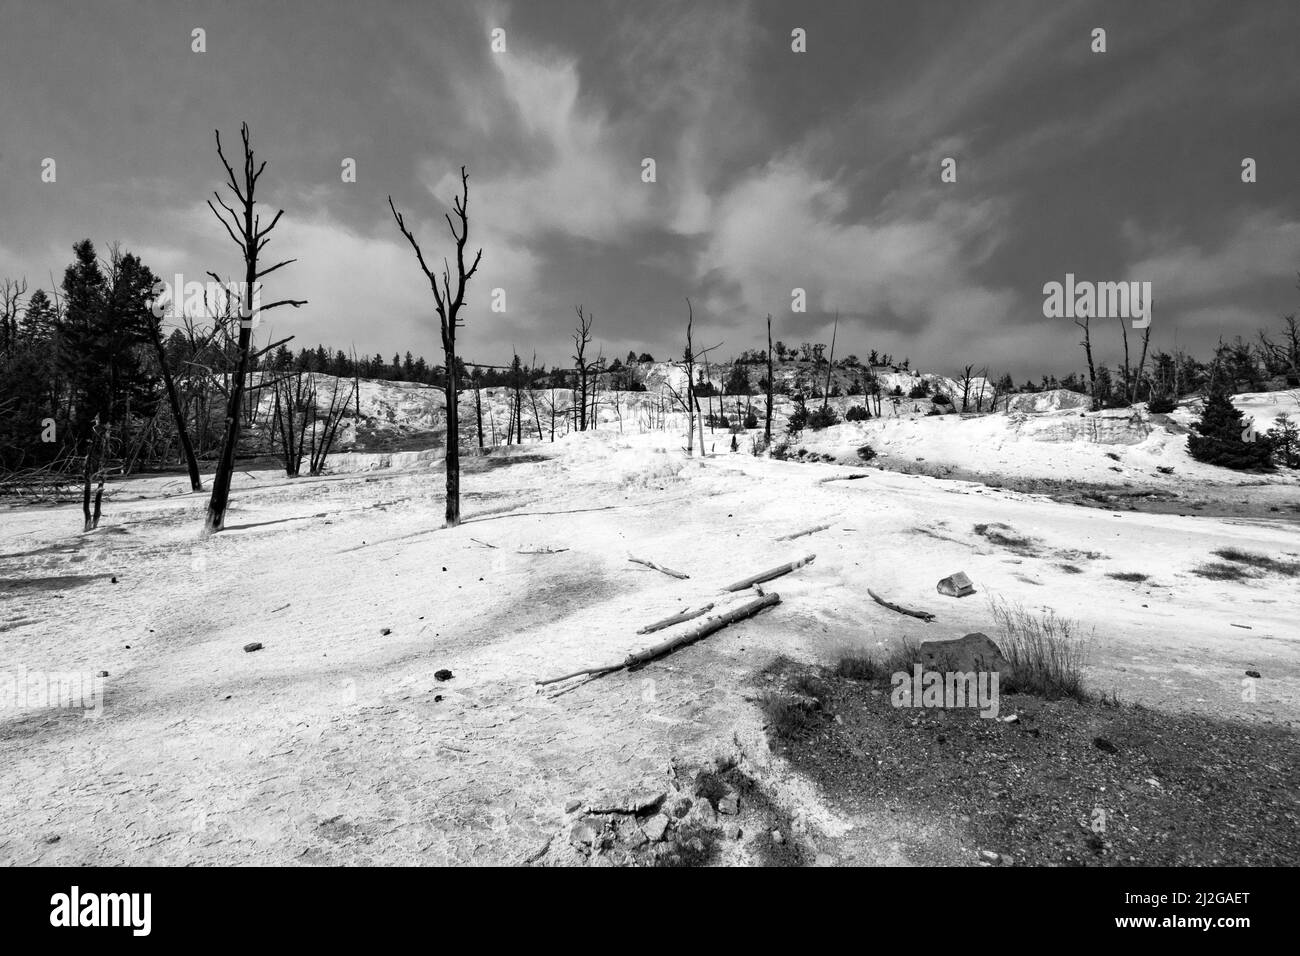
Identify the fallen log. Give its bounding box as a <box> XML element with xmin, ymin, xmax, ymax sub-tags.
<box><xmin>867</xmin><ymin>587</ymin><xmax>935</xmax><ymax>623</ymax></box>
<box><xmin>537</xmin><ymin>592</ymin><xmax>780</xmax><ymax>686</ymax></box>
<box><xmin>636</xmin><ymin>603</ymin><xmax>714</xmax><ymax>635</ymax></box>
<box><xmin>775</xmin><ymin>523</ymin><xmax>831</xmax><ymax>541</ymax></box>
<box><xmin>721</xmin><ymin>554</ymin><xmax>814</xmax><ymax>592</ymax></box>
<box><xmin>628</xmin><ymin>556</ymin><xmax>689</xmax><ymax>579</ymax></box>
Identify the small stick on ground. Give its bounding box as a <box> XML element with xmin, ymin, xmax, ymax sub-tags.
<box><xmin>521</xmin><ymin>835</ymin><xmax>553</xmax><ymax>865</ymax></box>
<box><xmin>628</xmin><ymin>556</ymin><xmax>689</xmax><ymax>579</ymax></box>
<box><xmin>517</xmin><ymin>547</ymin><xmax>569</xmax><ymax>555</ymax></box>
<box><xmin>818</xmin><ymin>473</ymin><xmax>870</xmax><ymax>483</ymax></box>
<box><xmin>867</xmin><ymin>587</ymin><xmax>936</xmax><ymax>623</ymax></box>
<box><xmin>271</xmin><ymin>603</ymin><xmax>291</xmax><ymax>613</ymax></box>
<box><xmin>776</xmin><ymin>523</ymin><xmax>831</xmax><ymax>541</ymax></box>
<box><xmin>538</xmin><ymin>592</ymin><xmax>780</xmax><ymax>686</ymax></box>
<box><xmin>470</xmin><ymin>537</ymin><xmax>498</xmax><ymax>549</ymax></box>
<box><xmin>636</xmin><ymin>602</ymin><xmax>715</xmax><ymax>635</ymax></box>
<box><xmin>721</xmin><ymin>554</ymin><xmax>815</xmax><ymax>593</ymax></box>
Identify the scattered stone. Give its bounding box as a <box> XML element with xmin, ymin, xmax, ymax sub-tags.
<box><xmin>1001</xmin><ymin>714</ymin><xmax>1019</xmax><ymax>724</ymax></box>
<box><xmin>433</xmin><ymin>695</ymin><xmax>443</xmax><ymax>703</ymax></box>
<box><xmin>97</xmin><ymin>670</ymin><xmax>108</xmax><ymax>678</ymax></box>
<box><xmin>380</xmin><ymin>627</ymin><xmax>392</xmax><ymax>636</ymax></box>
<box><xmin>569</xmin><ymin>821</ymin><xmax>598</xmax><ymax>848</ymax></box>
<box><xmin>588</xmin><ymin>790</ymin><xmax>666</xmax><ymax>815</ymax></box>
<box><xmin>725</xmin><ymin>823</ymin><xmax>742</xmax><ymax>840</ymax></box>
<box><xmin>936</xmin><ymin>571</ymin><xmax>976</xmax><ymax>598</ymax></box>
<box><xmin>435</xmin><ymin>669</ymin><xmax>453</xmax><ymax>681</ymax></box>
<box><xmin>628</xmin><ymin>790</ymin><xmax>666</xmax><ymax>814</ymax></box>
<box><xmin>669</xmin><ymin>795</ymin><xmax>693</xmax><ymax>819</ymax></box>
<box><xmin>1093</xmin><ymin>736</ymin><xmax>1118</xmax><ymax>754</ymax></box>
<box><xmin>564</xmin><ymin>799</ymin><xmax>582</xmax><ymax>813</ymax></box>
<box><xmin>918</xmin><ymin>632</ymin><xmax>1008</xmax><ymax>672</ymax></box>
<box><xmin>692</xmin><ymin>802</ymin><xmax>718</xmax><ymax>827</ymax></box>
<box><xmin>978</xmin><ymin>849</ymin><xmax>999</xmax><ymax>863</ymax></box>
<box><xmin>110</xmin><ymin>576</ymin><xmax>118</xmax><ymax>584</ymax></box>
<box><xmin>999</xmin><ymin>854</ymin><xmax>1015</xmax><ymax>866</ymax></box>
<box><xmin>772</xmin><ymin>829</ymin><xmax>785</xmax><ymax>845</ymax></box>
<box><xmin>243</xmin><ymin>642</ymin><xmax>263</xmax><ymax>653</ymax></box>
<box><xmin>1245</xmin><ymin>670</ymin><xmax>1261</xmax><ymax>679</ymax></box>
<box><xmin>642</xmin><ymin>814</ymin><xmax>670</xmax><ymax>842</ymax></box>
<box><xmin>623</xmin><ymin>824</ymin><xmax>648</xmax><ymax>849</ymax></box>
<box><xmin>718</xmin><ymin>793</ymin><xmax>740</xmax><ymax>816</ymax></box>
<box><xmin>45</xmin><ymin>834</ymin><xmax>60</xmax><ymax>844</ymax></box>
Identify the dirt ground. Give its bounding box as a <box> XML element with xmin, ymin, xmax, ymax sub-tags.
<box><xmin>2</xmin><ymin>430</ymin><xmax>1298</xmax><ymax>865</ymax></box>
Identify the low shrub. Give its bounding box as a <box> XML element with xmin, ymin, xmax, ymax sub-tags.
<box><xmin>806</xmin><ymin>405</ymin><xmax>839</xmax><ymax>430</ymax></box>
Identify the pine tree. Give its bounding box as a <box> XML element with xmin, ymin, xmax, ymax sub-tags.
<box><xmin>1267</xmin><ymin>413</ymin><xmax>1299</xmax><ymax>468</ymax></box>
<box><xmin>20</xmin><ymin>288</ymin><xmax>59</xmax><ymax>344</ymax></box>
<box><xmin>1187</xmin><ymin>371</ymin><xmax>1273</xmax><ymax>469</ymax></box>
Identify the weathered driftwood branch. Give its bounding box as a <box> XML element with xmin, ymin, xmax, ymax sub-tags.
<box><xmin>628</xmin><ymin>556</ymin><xmax>689</xmax><ymax>579</ymax></box>
<box><xmin>776</xmin><ymin>523</ymin><xmax>831</xmax><ymax>541</ymax></box>
<box><xmin>636</xmin><ymin>603</ymin><xmax>715</xmax><ymax>635</ymax></box>
<box><xmin>537</xmin><ymin>593</ymin><xmax>780</xmax><ymax>686</ymax></box>
<box><xmin>721</xmin><ymin>554</ymin><xmax>814</xmax><ymax>593</ymax></box>
<box><xmin>867</xmin><ymin>587</ymin><xmax>935</xmax><ymax>623</ymax></box>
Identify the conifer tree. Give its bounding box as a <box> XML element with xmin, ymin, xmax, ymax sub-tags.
<box><xmin>1187</xmin><ymin>369</ymin><xmax>1273</xmax><ymax>469</ymax></box>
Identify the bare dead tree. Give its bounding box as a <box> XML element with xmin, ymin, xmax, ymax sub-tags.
<box><xmin>665</xmin><ymin>298</ymin><xmax>719</xmax><ymax>455</ymax></box>
<box><xmin>1117</xmin><ymin>317</ymin><xmax>1132</xmax><ymax>407</ymax></box>
<box><xmin>203</xmin><ymin>123</ymin><xmax>307</xmax><ymax>533</ymax></box>
<box><xmin>80</xmin><ymin>415</ymin><xmax>108</xmax><ymax>532</ymax></box>
<box><xmin>765</xmin><ymin>313</ymin><xmax>774</xmax><ymax>444</ymax></box>
<box><xmin>271</xmin><ymin>369</ymin><xmax>312</xmax><ymax>476</ymax></box>
<box><xmin>822</xmin><ymin>311</ymin><xmax>838</xmax><ymax>411</ymax></box>
<box><xmin>527</xmin><ymin>351</ymin><xmax>545</xmax><ymax>441</ymax></box>
<box><xmin>388</xmin><ymin>166</ymin><xmax>482</xmax><ymax>527</ymax></box>
<box><xmin>974</xmin><ymin>365</ymin><xmax>990</xmax><ymax>412</ymax></box>
<box><xmin>308</xmin><ymin>374</ymin><xmax>354</xmax><ymax>476</ymax></box>
<box><xmin>142</xmin><ymin>285</ymin><xmax>203</xmax><ymax>491</ymax></box>
<box><xmin>0</xmin><ymin>277</ymin><xmax>27</xmax><ymax>360</ymax></box>
<box><xmin>1075</xmin><ymin>314</ymin><xmax>1098</xmax><ymax>410</ymax></box>
<box><xmin>960</xmin><ymin>364</ymin><xmax>975</xmax><ymax>412</ymax></box>
<box><xmin>1132</xmin><ymin>319</ymin><xmax>1152</xmax><ymax>405</ymax></box>
<box><xmin>572</xmin><ymin>306</ymin><xmax>595</xmax><ymax>432</ymax></box>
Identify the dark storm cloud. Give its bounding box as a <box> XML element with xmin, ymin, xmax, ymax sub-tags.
<box><xmin>1</xmin><ymin>0</ymin><xmax>1297</xmax><ymax>377</ymax></box>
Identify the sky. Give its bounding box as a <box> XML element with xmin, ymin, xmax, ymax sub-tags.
<box><xmin>1</xmin><ymin>0</ymin><xmax>1298</xmax><ymax>379</ymax></box>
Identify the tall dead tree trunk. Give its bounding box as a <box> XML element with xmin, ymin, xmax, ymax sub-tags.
<box><xmin>573</xmin><ymin>306</ymin><xmax>593</xmax><ymax>432</ymax></box>
<box><xmin>822</xmin><ymin>311</ymin><xmax>838</xmax><ymax>412</ymax></box>
<box><xmin>765</xmin><ymin>313</ymin><xmax>774</xmax><ymax>445</ymax></box>
<box><xmin>1118</xmin><ymin>317</ymin><xmax>1132</xmax><ymax>407</ymax></box>
<box><xmin>1075</xmin><ymin>315</ymin><xmax>1098</xmax><ymax>411</ymax></box>
<box><xmin>1132</xmin><ymin>320</ymin><xmax>1152</xmax><ymax>405</ymax></box>
<box><xmin>472</xmin><ymin>368</ymin><xmax>484</xmax><ymax>449</ymax></box>
<box><xmin>389</xmin><ymin>166</ymin><xmax>482</xmax><ymax>527</ymax></box>
<box><xmin>204</xmin><ymin>123</ymin><xmax>307</xmax><ymax>533</ymax></box>
<box><xmin>145</xmin><ymin>311</ymin><xmax>202</xmax><ymax>491</ymax></box>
